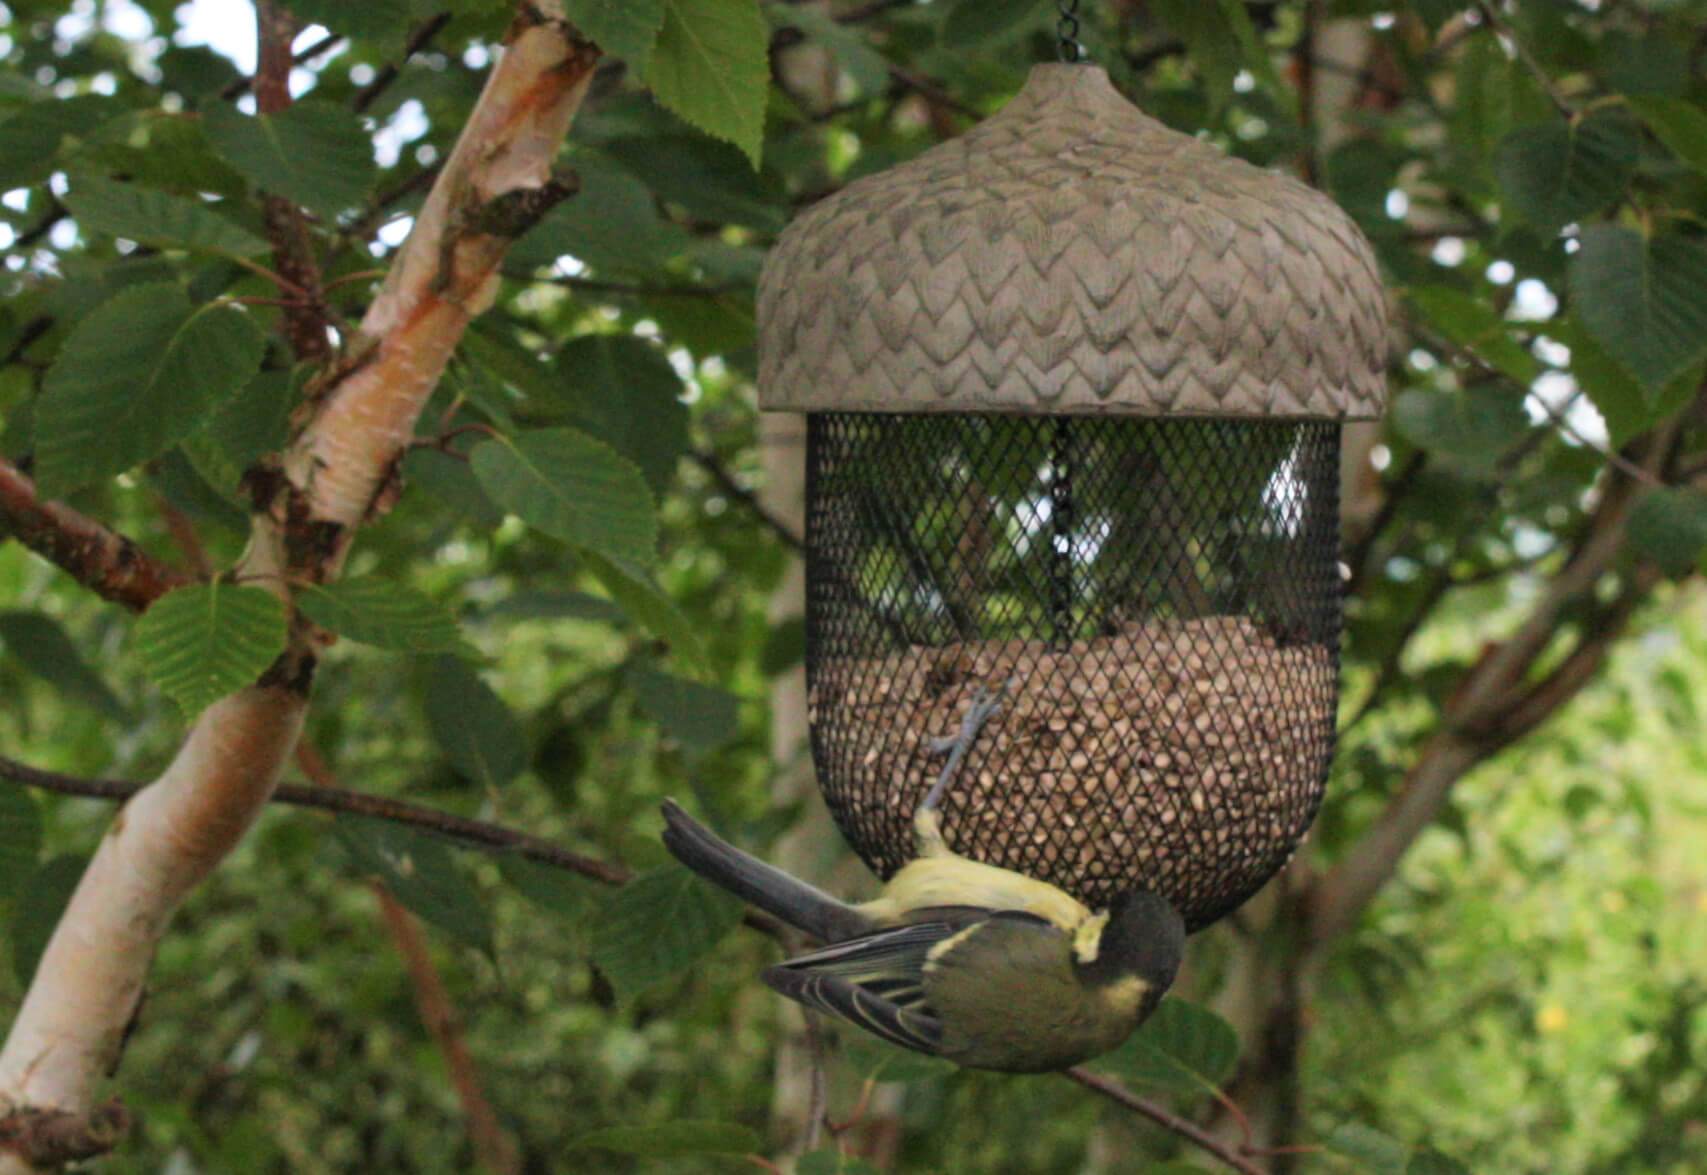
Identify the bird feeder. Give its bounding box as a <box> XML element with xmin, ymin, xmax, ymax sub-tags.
<box><xmin>758</xmin><ymin>64</ymin><xmax>1387</xmax><ymax>930</ymax></box>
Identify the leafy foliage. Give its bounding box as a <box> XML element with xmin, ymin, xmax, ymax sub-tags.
<box><xmin>132</xmin><ymin>584</ymin><xmax>287</xmax><ymax>716</ymax></box>
<box><xmin>590</xmin><ymin>864</ymin><xmax>744</xmax><ymax>1002</ymax></box>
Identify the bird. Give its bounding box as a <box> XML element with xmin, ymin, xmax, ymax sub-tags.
<box><xmin>660</xmin><ymin>683</ymin><xmax>1186</xmax><ymax>1073</ymax></box>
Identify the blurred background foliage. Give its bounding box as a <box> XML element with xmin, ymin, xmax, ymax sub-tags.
<box><xmin>2</xmin><ymin>0</ymin><xmax>1707</xmax><ymax>1171</ymax></box>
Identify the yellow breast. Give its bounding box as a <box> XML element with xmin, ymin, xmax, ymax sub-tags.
<box><xmin>862</xmin><ymin>855</ymin><xmax>1093</xmax><ymax>932</ymax></box>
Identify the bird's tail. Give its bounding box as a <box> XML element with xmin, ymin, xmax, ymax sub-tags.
<box><xmin>660</xmin><ymin>799</ymin><xmax>872</xmax><ymax>943</ymax></box>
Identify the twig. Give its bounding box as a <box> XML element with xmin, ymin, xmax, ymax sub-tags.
<box><xmin>690</xmin><ymin>450</ymin><xmax>805</xmax><ymax>552</ymax></box>
<box><xmin>0</xmin><ymin>753</ymin><xmax>628</xmax><ymax>887</ymax></box>
<box><xmin>0</xmin><ymin>458</ymin><xmax>188</xmax><ymax>611</ymax></box>
<box><xmin>1062</xmin><ymin>1068</ymin><xmax>1266</xmax><ymax>1175</ymax></box>
<box><xmin>218</xmin><ymin>29</ymin><xmax>344</xmax><ymax>100</ymax></box>
<box><xmin>353</xmin><ymin>13</ymin><xmax>454</xmax><ymax>114</ymax></box>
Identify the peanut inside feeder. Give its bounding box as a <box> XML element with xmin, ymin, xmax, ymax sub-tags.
<box><xmin>759</xmin><ymin>64</ymin><xmax>1387</xmax><ymax>930</ymax></box>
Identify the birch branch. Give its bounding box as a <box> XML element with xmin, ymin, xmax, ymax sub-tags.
<box><xmin>0</xmin><ymin>6</ymin><xmax>598</xmax><ymax>1168</ymax></box>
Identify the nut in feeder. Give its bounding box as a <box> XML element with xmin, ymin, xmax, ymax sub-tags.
<box><xmin>759</xmin><ymin>63</ymin><xmax>1387</xmax><ymax>931</ymax></box>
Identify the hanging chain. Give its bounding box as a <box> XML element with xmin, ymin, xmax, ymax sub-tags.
<box><xmin>1056</xmin><ymin>0</ymin><xmax>1085</xmax><ymax>63</ymax></box>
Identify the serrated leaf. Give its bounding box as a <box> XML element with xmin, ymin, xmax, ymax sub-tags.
<box><xmin>559</xmin><ymin>334</ymin><xmax>689</xmax><ymax>493</ymax></box>
<box><xmin>335</xmin><ymin>817</ymin><xmax>494</xmax><ymax>957</ymax></box>
<box><xmin>62</xmin><ymin>175</ymin><xmax>268</xmax><ymax>257</ymax></box>
<box><xmin>1097</xmin><ymin>998</ymin><xmax>1239</xmax><ymax>1096</ymax></box>
<box><xmin>298</xmin><ymin>578</ymin><xmax>473</xmax><ymax>655</ymax></box>
<box><xmin>1407</xmin><ymin>1149</ymin><xmax>1471</xmax><ymax>1175</ymax></box>
<box><xmin>1409</xmin><ymin>285</ymin><xmax>1539</xmax><ymax>383</ymax></box>
<box><xmin>565</xmin><ymin>0</ymin><xmax>665</xmax><ymax>68</ymax></box>
<box><xmin>11</xmin><ymin>855</ymin><xmax>87</xmax><ymax>987</ymax></box>
<box><xmin>581</xmin><ymin>550</ymin><xmax>710</xmax><ymax>678</ymax></box>
<box><xmin>1628</xmin><ymin>95</ymin><xmax>1707</xmax><ymax>179</ymax></box>
<box><xmin>1391</xmin><ymin>386</ymin><xmax>1531</xmax><ymax>468</ymax></box>
<box><xmin>1550</xmin><ymin>322</ymin><xmax>1699</xmax><ymax>446</ymax></box>
<box><xmin>942</xmin><ymin>0</ymin><xmax>1048</xmax><ymax>48</ymax></box>
<box><xmin>1494</xmin><ymin>112</ymin><xmax>1638</xmax><ymax>234</ymax></box>
<box><xmin>591</xmin><ymin>864</ymin><xmax>743</xmax><ymax>1001</ymax></box>
<box><xmin>133</xmin><ymin>584</ymin><xmax>287</xmax><ymax>717</ymax></box>
<box><xmin>471</xmin><ymin>427</ymin><xmax>658</xmax><ymax>565</ymax></box>
<box><xmin>1326</xmin><ymin>1123</ymin><xmax>1408</xmax><ymax>1175</ymax></box>
<box><xmin>0</xmin><ymin>611</ymin><xmax>127</xmax><ymax>720</ymax></box>
<box><xmin>481</xmin><ymin>589</ymin><xmax>627</xmax><ymax>624</ymax></box>
<box><xmin>645</xmin><ymin>0</ymin><xmax>769</xmax><ymax>168</ymax></box>
<box><xmin>1570</xmin><ymin>227</ymin><xmax>1707</xmax><ymax>392</ymax></box>
<box><xmin>1628</xmin><ymin>487</ymin><xmax>1707</xmax><ymax>575</ymax></box>
<box><xmin>203</xmin><ymin>368</ymin><xmax>293</xmax><ymax>472</ymax></box>
<box><xmin>35</xmin><ymin>283</ymin><xmax>265</xmax><ymax>493</ymax></box>
<box><xmin>424</xmin><ymin>656</ymin><xmax>527</xmax><ymax>789</ymax></box>
<box><xmin>1149</xmin><ymin>0</ymin><xmax>1287</xmax><ymax>114</ymax></box>
<box><xmin>0</xmin><ymin>789</ymin><xmax>43</xmax><ymax>899</ymax></box>
<box><xmin>629</xmin><ymin>665</ymin><xmax>739</xmax><ymax>752</ymax></box>
<box><xmin>572</xmin><ymin>1120</ymin><xmax>759</xmax><ymax>1158</ymax></box>
<box><xmin>203</xmin><ymin>101</ymin><xmax>377</xmax><ymax>219</ymax></box>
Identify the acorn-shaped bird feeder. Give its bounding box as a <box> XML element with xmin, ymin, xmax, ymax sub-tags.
<box><xmin>758</xmin><ymin>64</ymin><xmax>1387</xmax><ymax>931</ymax></box>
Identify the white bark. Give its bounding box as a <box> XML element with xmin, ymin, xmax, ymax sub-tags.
<box><xmin>0</xmin><ymin>6</ymin><xmax>593</xmax><ymax>1166</ymax></box>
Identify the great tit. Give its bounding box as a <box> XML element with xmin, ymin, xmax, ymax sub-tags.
<box><xmin>660</xmin><ymin>684</ymin><xmax>1186</xmax><ymax>1073</ymax></box>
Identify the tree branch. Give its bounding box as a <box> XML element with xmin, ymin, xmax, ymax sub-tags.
<box><xmin>1062</xmin><ymin>1067</ymin><xmax>1267</xmax><ymax>1175</ymax></box>
<box><xmin>691</xmin><ymin>450</ymin><xmax>805</xmax><ymax>552</ymax></box>
<box><xmin>353</xmin><ymin>13</ymin><xmax>454</xmax><ymax>114</ymax></box>
<box><xmin>0</xmin><ymin>458</ymin><xmax>188</xmax><ymax>611</ymax></box>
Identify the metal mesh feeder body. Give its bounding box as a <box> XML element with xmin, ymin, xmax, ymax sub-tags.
<box><xmin>759</xmin><ymin>64</ymin><xmax>1388</xmax><ymax>930</ymax></box>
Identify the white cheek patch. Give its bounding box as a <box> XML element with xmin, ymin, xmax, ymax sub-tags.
<box><xmin>1072</xmin><ymin>911</ymin><xmax>1110</xmax><ymax>965</ymax></box>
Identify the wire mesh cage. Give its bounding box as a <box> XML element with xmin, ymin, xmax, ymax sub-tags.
<box><xmin>804</xmin><ymin>413</ymin><xmax>1342</xmax><ymax>930</ymax></box>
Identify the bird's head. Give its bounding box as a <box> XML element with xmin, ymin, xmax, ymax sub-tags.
<box><xmin>1074</xmin><ymin>889</ymin><xmax>1185</xmax><ymax>994</ymax></box>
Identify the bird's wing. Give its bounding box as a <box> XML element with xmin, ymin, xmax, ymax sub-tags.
<box><xmin>762</xmin><ymin>922</ymin><xmax>963</xmax><ymax>1054</ymax></box>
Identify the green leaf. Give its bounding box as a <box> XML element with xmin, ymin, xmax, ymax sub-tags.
<box><xmin>35</xmin><ymin>283</ymin><xmax>266</xmax><ymax>493</ymax></box>
<box><xmin>10</xmin><ymin>855</ymin><xmax>87</xmax><ymax>987</ymax></box>
<box><xmin>644</xmin><ymin>0</ymin><xmax>770</xmax><ymax>168</ymax></box>
<box><xmin>133</xmin><ymin>584</ymin><xmax>288</xmax><ymax>717</ymax></box>
<box><xmin>942</xmin><ymin>0</ymin><xmax>1048</xmax><ymax>48</ymax></box>
<box><xmin>0</xmin><ymin>611</ymin><xmax>127</xmax><ymax>720</ymax></box>
<box><xmin>629</xmin><ymin>665</ymin><xmax>739</xmax><ymax>752</ymax></box>
<box><xmin>298</xmin><ymin>578</ymin><xmax>473</xmax><ymax>655</ymax></box>
<box><xmin>424</xmin><ymin>656</ymin><xmax>527</xmax><ymax>790</ymax></box>
<box><xmin>471</xmin><ymin>428</ymin><xmax>658</xmax><ymax>566</ymax></box>
<box><xmin>0</xmin><ymin>96</ymin><xmax>121</xmax><ymax>189</ymax></box>
<box><xmin>571</xmin><ymin>1120</ymin><xmax>760</xmax><ymax>1157</ymax></box>
<box><xmin>604</xmin><ymin>134</ymin><xmax>784</xmax><ymax>230</ymax></box>
<box><xmin>1326</xmin><ymin>1123</ymin><xmax>1408</xmax><ymax>1175</ymax></box>
<box><xmin>1551</xmin><ymin>321</ymin><xmax>1699</xmax><ymax>446</ymax></box>
<box><xmin>1391</xmin><ymin>386</ymin><xmax>1530</xmax><ymax>468</ymax></box>
<box><xmin>202</xmin><ymin>101</ymin><xmax>377</xmax><ymax>219</ymax></box>
<box><xmin>590</xmin><ymin>864</ymin><xmax>743</xmax><ymax>1002</ymax></box>
<box><xmin>0</xmin><ymin>789</ymin><xmax>43</xmax><ymax>900</ymax></box>
<box><xmin>581</xmin><ymin>551</ymin><xmax>711</xmax><ymax>678</ymax></box>
<box><xmin>402</xmin><ymin>447</ymin><xmax>506</xmax><ymax>528</ymax></box>
<box><xmin>1570</xmin><ymin>227</ymin><xmax>1707</xmax><ymax>392</ymax></box>
<box><xmin>335</xmin><ymin>817</ymin><xmax>495</xmax><ymax>957</ymax></box>
<box><xmin>1409</xmin><ymin>285</ymin><xmax>1539</xmax><ymax>383</ymax></box>
<box><xmin>1599</xmin><ymin>31</ymin><xmax>1688</xmax><ymax>98</ymax></box>
<box><xmin>1628</xmin><ymin>95</ymin><xmax>1707</xmax><ymax>179</ymax></box>
<box><xmin>558</xmin><ymin>334</ymin><xmax>689</xmax><ymax>494</ymax></box>
<box><xmin>1628</xmin><ymin>487</ymin><xmax>1707</xmax><ymax>575</ymax></box>
<box><xmin>202</xmin><ymin>368</ymin><xmax>294</xmax><ymax>473</ymax></box>
<box><xmin>1408</xmin><ymin>1149</ymin><xmax>1471</xmax><ymax>1175</ymax></box>
<box><xmin>481</xmin><ymin>589</ymin><xmax>627</xmax><ymax>624</ymax></box>
<box><xmin>1097</xmin><ymin>998</ymin><xmax>1239</xmax><ymax>1096</ymax></box>
<box><xmin>1494</xmin><ymin>112</ymin><xmax>1638</xmax><ymax>233</ymax></box>
<box><xmin>62</xmin><ymin>175</ymin><xmax>268</xmax><ymax>258</ymax></box>
<box><xmin>565</xmin><ymin>0</ymin><xmax>666</xmax><ymax>68</ymax></box>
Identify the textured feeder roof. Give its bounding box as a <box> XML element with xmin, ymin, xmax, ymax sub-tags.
<box><xmin>758</xmin><ymin>64</ymin><xmax>1388</xmax><ymax>419</ymax></box>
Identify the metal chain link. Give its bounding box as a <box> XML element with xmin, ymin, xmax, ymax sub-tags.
<box><xmin>1056</xmin><ymin>0</ymin><xmax>1085</xmax><ymax>63</ymax></box>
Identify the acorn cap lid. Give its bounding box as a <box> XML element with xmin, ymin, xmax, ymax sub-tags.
<box><xmin>757</xmin><ymin>64</ymin><xmax>1388</xmax><ymax>418</ymax></box>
